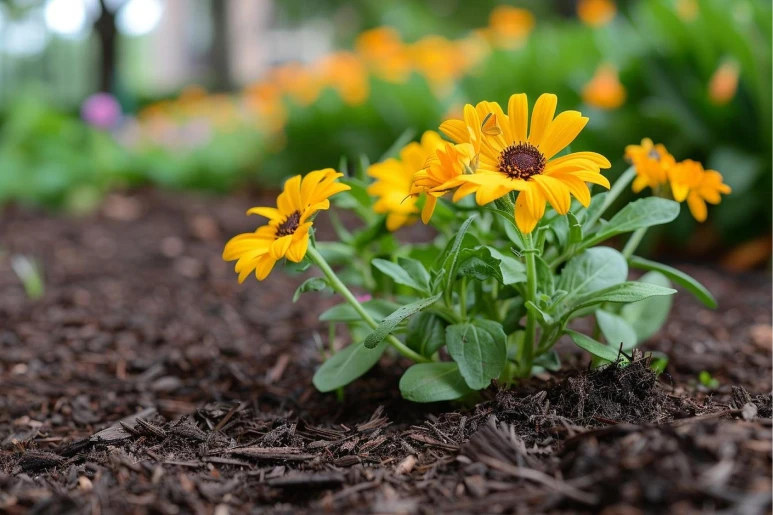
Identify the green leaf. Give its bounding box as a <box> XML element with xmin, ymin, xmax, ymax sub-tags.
<box><xmin>596</xmin><ymin>309</ymin><xmax>638</xmax><ymax>352</ymax></box>
<box><xmin>446</xmin><ymin>320</ymin><xmax>507</xmax><ymax>390</ymax></box>
<box><xmin>620</xmin><ymin>271</ymin><xmax>674</xmax><ymax>342</ymax></box>
<box><xmin>399</xmin><ymin>362</ymin><xmax>473</xmax><ymax>403</ymax></box>
<box><xmin>567</xmin><ymin>212</ymin><xmax>583</xmax><ymax>244</ymax></box>
<box><xmin>582</xmin><ymin>192</ymin><xmax>608</xmax><ymax>231</ymax></box>
<box><xmin>502</xmin><ymin>297</ymin><xmax>526</xmax><ymax>334</ymax></box>
<box><xmin>566</xmin><ymin>330</ymin><xmax>625</xmax><ymax>363</ymax></box>
<box><xmin>319</xmin><ymin>299</ymin><xmax>401</xmax><ymax>323</ymax></box>
<box><xmin>372</xmin><ymin>257</ymin><xmax>430</xmax><ymax>294</ymax></box>
<box><xmin>442</xmin><ymin>216</ymin><xmax>476</xmax><ymax>294</ymax></box>
<box><xmin>456</xmin><ymin>246</ymin><xmax>526</xmax><ymax>285</ymax></box>
<box><xmin>406</xmin><ymin>311</ymin><xmax>446</xmax><ymax>357</ymax></box>
<box><xmin>364</xmin><ymin>293</ymin><xmax>443</xmax><ymax>349</ymax></box>
<box><xmin>628</xmin><ymin>255</ymin><xmax>716</xmax><ymax>308</ymax></box>
<box><xmin>533</xmin><ymin>350</ymin><xmax>561</xmax><ymax>372</ymax></box>
<box><xmin>569</xmin><ymin>281</ymin><xmax>677</xmax><ymax>316</ymax></box>
<box><xmin>586</xmin><ymin>198</ymin><xmax>680</xmax><ymax>245</ymax></box>
<box><xmin>313</xmin><ymin>339</ymin><xmax>388</xmax><ymax>392</ymax></box>
<box><xmin>535</xmin><ymin>255</ymin><xmax>555</xmax><ymax>295</ymax></box>
<box><xmin>557</xmin><ymin>247</ymin><xmax>628</xmax><ymax>306</ymax></box>
<box><xmin>292</xmin><ymin>277</ymin><xmax>329</xmax><ymax>302</ymax></box>
<box><xmin>525</xmin><ymin>301</ymin><xmax>554</xmax><ymax>326</ymax></box>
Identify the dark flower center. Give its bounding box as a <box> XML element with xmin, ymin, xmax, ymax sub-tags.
<box><xmin>498</xmin><ymin>143</ymin><xmax>546</xmax><ymax>180</ymax></box>
<box><xmin>276</xmin><ymin>211</ymin><xmax>301</xmax><ymax>237</ymax></box>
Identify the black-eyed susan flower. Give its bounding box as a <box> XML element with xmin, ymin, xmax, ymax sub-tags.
<box><xmin>577</xmin><ymin>0</ymin><xmax>616</xmax><ymax>27</ymax></box>
<box><xmin>223</xmin><ymin>169</ymin><xmax>350</xmax><ymax>282</ymax></box>
<box><xmin>708</xmin><ymin>61</ymin><xmax>740</xmax><ymax>106</ymax></box>
<box><xmin>625</xmin><ymin>138</ymin><xmax>676</xmax><ymax>194</ymax></box>
<box><xmin>440</xmin><ymin>102</ymin><xmax>503</xmax><ymax>156</ymax></box>
<box><xmin>367</xmin><ymin>131</ymin><xmax>444</xmax><ymax>231</ymax></box>
<box><xmin>444</xmin><ymin>93</ymin><xmax>611</xmax><ymax>234</ymax></box>
<box><xmin>668</xmin><ymin>160</ymin><xmax>731</xmax><ymax>222</ymax></box>
<box><xmin>411</xmin><ymin>142</ymin><xmax>477</xmax><ymax>224</ymax></box>
<box><xmin>582</xmin><ymin>64</ymin><xmax>626</xmax><ymax>110</ymax></box>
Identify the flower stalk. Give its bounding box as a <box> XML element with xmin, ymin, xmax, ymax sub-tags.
<box><xmin>306</xmin><ymin>246</ymin><xmax>430</xmax><ymax>363</ymax></box>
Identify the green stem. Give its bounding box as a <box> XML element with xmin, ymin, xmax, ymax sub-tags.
<box><xmin>459</xmin><ymin>278</ymin><xmax>468</xmax><ymax>320</ymax></box>
<box><xmin>306</xmin><ymin>246</ymin><xmax>430</xmax><ymax>363</ymax></box>
<box><xmin>622</xmin><ymin>227</ymin><xmax>647</xmax><ymax>258</ymax></box>
<box><xmin>519</xmin><ymin>234</ymin><xmax>539</xmax><ymax>377</ymax></box>
<box><xmin>585</xmin><ymin>165</ymin><xmax>637</xmax><ymax>231</ymax></box>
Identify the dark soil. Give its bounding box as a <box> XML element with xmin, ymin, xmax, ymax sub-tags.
<box><xmin>1</xmin><ymin>189</ymin><xmax>770</xmax><ymax>514</ymax></box>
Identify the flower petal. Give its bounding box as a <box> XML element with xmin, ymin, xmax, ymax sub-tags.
<box><xmin>255</xmin><ymin>255</ymin><xmax>277</xmax><ymax>281</ymax></box>
<box><xmin>539</xmin><ymin>111</ymin><xmax>588</xmax><ymax>160</ymax></box>
<box><xmin>533</xmin><ymin>174</ymin><xmax>571</xmax><ymax>214</ymax></box>
<box><xmin>507</xmin><ymin>93</ymin><xmax>528</xmax><ymax>143</ymax></box>
<box><xmin>687</xmin><ymin>193</ymin><xmax>707</xmax><ymax>222</ymax></box>
<box><xmin>528</xmin><ymin>93</ymin><xmax>557</xmax><ymax>147</ymax></box>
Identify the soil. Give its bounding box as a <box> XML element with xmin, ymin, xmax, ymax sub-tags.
<box><xmin>0</xmin><ymin>189</ymin><xmax>770</xmax><ymax>514</ymax></box>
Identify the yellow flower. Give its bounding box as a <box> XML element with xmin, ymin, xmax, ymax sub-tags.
<box><xmin>223</xmin><ymin>170</ymin><xmax>350</xmax><ymax>282</ymax></box>
<box><xmin>367</xmin><ymin>131</ymin><xmax>444</xmax><ymax>231</ymax></box>
<box><xmin>582</xmin><ymin>64</ymin><xmax>626</xmax><ymax>110</ymax></box>
<box><xmin>412</xmin><ymin>142</ymin><xmax>477</xmax><ymax>224</ymax></box>
<box><xmin>316</xmin><ymin>52</ymin><xmax>370</xmax><ymax>106</ymax></box>
<box><xmin>410</xmin><ymin>35</ymin><xmax>467</xmax><ymax>96</ymax></box>
<box><xmin>269</xmin><ymin>63</ymin><xmax>322</xmax><ymax>106</ymax></box>
<box><xmin>445</xmin><ymin>93</ymin><xmax>611</xmax><ymax>234</ymax></box>
<box><xmin>625</xmin><ymin>138</ymin><xmax>676</xmax><ymax>193</ymax></box>
<box><xmin>355</xmin><ymin>27</ymin><xmax>412</xmax><ymax>83</ymax></box>
<box><xmin>487</xmin><ymin>5</ymin><xmax>535</xmax><ymax>49</ymax></box>
<box><xmin>708</xmin><ymin>61</ymin><xmax>740</xmax><ymax>105</ymax></box>
<box><xmin>440</xmin><ymin>102</ymin><xmax>503</xmax><ymax>156</ymax></box>
<box><xmin>577</xmin><ymin>0</ymin><xmax>617</xmax><ymax>27</ymax></box>
<box><xmin>668</xmin><ymin>160</ymin><xmax>731</xmax><ymax>222</ymax></box>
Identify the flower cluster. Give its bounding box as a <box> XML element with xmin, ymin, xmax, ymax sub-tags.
<box><xmin>370</xmin><ymin>94</ymin><xmax>611</xmax><ymax>234</ymax></box>
<box><xmin>625</xmin><ymin>138</ymin><xmax>731</xmax><ymax>222</ymax></box>
<box><xmin>222</xmin><ymin>90</ymin><xmax>729</xmax><ymax>404</ymax></box>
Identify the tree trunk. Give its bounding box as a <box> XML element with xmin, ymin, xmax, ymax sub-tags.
<box><xmin>210</xmin><ymin>0</ymin><xmax>231</xmax><ymax>91</ymax></box>
<box><xmin>95</xmin><ymin>0</ymin><xmax>118</xmax><ymax>92</ymax></box>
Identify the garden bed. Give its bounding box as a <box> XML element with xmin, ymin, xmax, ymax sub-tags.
<box><xmin>1</xmin><ymin>190</ymin><xmax>770</xmax><ymax>514</ymax></box>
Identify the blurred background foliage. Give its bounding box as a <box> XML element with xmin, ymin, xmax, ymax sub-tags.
<box><xmin>0</xmin><ymin>0</ymin><xmax>770</xmax><ymax>264</ymax></box>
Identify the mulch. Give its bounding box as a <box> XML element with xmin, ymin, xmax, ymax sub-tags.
<box><xmin>0</xmin><ymin>189</ymin><xmax>770</xmax><ymax>514</ymax></box>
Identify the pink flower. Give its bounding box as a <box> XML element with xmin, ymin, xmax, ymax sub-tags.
<box><xmin>355</xmin><ymin>294</ymin><xmax>372</xmax><ymax>303</ymax></box>
<box><xmin>81</xmin><ymin>93</ymin><xmax>122</xmax><ymax>129</ymax></box>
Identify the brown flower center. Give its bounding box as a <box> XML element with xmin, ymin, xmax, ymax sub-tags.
<box><xmin>275</xmin><ymin>211</ymin><xmax>301</xmax><ymax>237</ymax></box>
<box><xmin>498</xmin><ymin>143</ymin><xmax>546</xmax><ymax>180</ymax></box>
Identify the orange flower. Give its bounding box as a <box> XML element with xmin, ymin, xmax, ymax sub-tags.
<box><xmin>316</xmin><ymin>52</ymin><xmax>370</xmax><ymax>106</ymax></box>
<box><xmin>708</xmin><ymin>61</ymin><xmax>740</xmax><ymax>105</ymax></box>
<box><xmin>268</xmin><ymin>63</ymin><xmax>321</xmax><ymax>106</ymax></box>
<box><xmin>668</xmin><ymin>160</ymin><xmax>731</xmax><ymax>222</ymax></box>
<box><xmin>582</xmin><ymin>64</ymin><xmax>626</xmax><ymax>110</ymax></box>
<box><xmin>242</xmin><ymin>82</ymin><xmax>287</xmax><ymax>134</ymax></box>
<box><xmin>577</xmin><ymin>0</ymin><xmax>616</xmax><ymax>27</ymax></box>
<box><xmin>355</xmin><ymin>27</ymin><xmax>412</xmax><ymax>83</ymax></box>
<box><xmin>487</xmin><ymin>5</ymin><xmax>535</xmax><ymax>49</ymax></box>
<box><xmin>410</xmin><ymin>35</ymin><xmax>467</xmax><ymax>96</ymax></box>
<box><xmin>625</xmin><ymin>138</ymin><xmax>676</xmax><ymax>194</ymax></box>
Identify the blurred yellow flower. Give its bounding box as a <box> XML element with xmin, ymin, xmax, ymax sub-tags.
<box><xmin>625</xmin><ymin>138</ymin><xmax>676</xmax><ymax>194</ymax></box>
<box><xmin>367</xmin><ymin>131</ymin><xmax>444</xmax><ymax>231</ymax></box>
<box><xmin>577</xmin><ymin>0</ymin><xmax>617</xmax><ymax>27</ymax></box>
<box><xmin>317</xmin><ymin>52</ymin><xmax>370</xmax><ymax>106</ymax></box>
<box><xmin>675</xmin><ymin>0</ymin><xmax>699</xmax><ymax>21</ymax></box>
<box><xmin>269</xmin><ymin>63</ymin><xmax>322</xmax><ymax>106</ymax></box>
<box><xmin>410</xmin><ymin>35</ymin><xmax>467</xmax><ymax>96</ymax></box>
<box><xmin>708</xmin><ymin>61</ymin><xmax>740</xmax><ymax>105</ymax></box>
<box><xmin>668</xmin><ymin>160</ymin><xmax>731</xmax><ymax>222</ymax></box>
<box><xmin>412</xmin><ymin>142</ymin><xmax>477</xmax><ymax>224</ymax></box>
<box><xmin>445</xmin><ymin>93</ymin><xmax>611</xmax><ymax>233</ymax></box>
<box><xmin>582</xmin><ymin>64</ymin><xmax>626</xmax><ymax>110</ymax></box>
<box><xmin>223</xmin><ymin>170</ymin><xmax>350</xmax><ymax>282</ymax></box>
<box><xmin>243</xmin><ymin>82</ymin><xmax>287</xmax><ymax>134</ymax></box>
<box><xmin>355</xmin><ymin>27</ymin><xmax>412</xmax><ymax>83</ymax></box>
<box><xmin>487</xmin><ymin>5</ymin><xmax>535</xmax><ymax>49</ymax></box>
